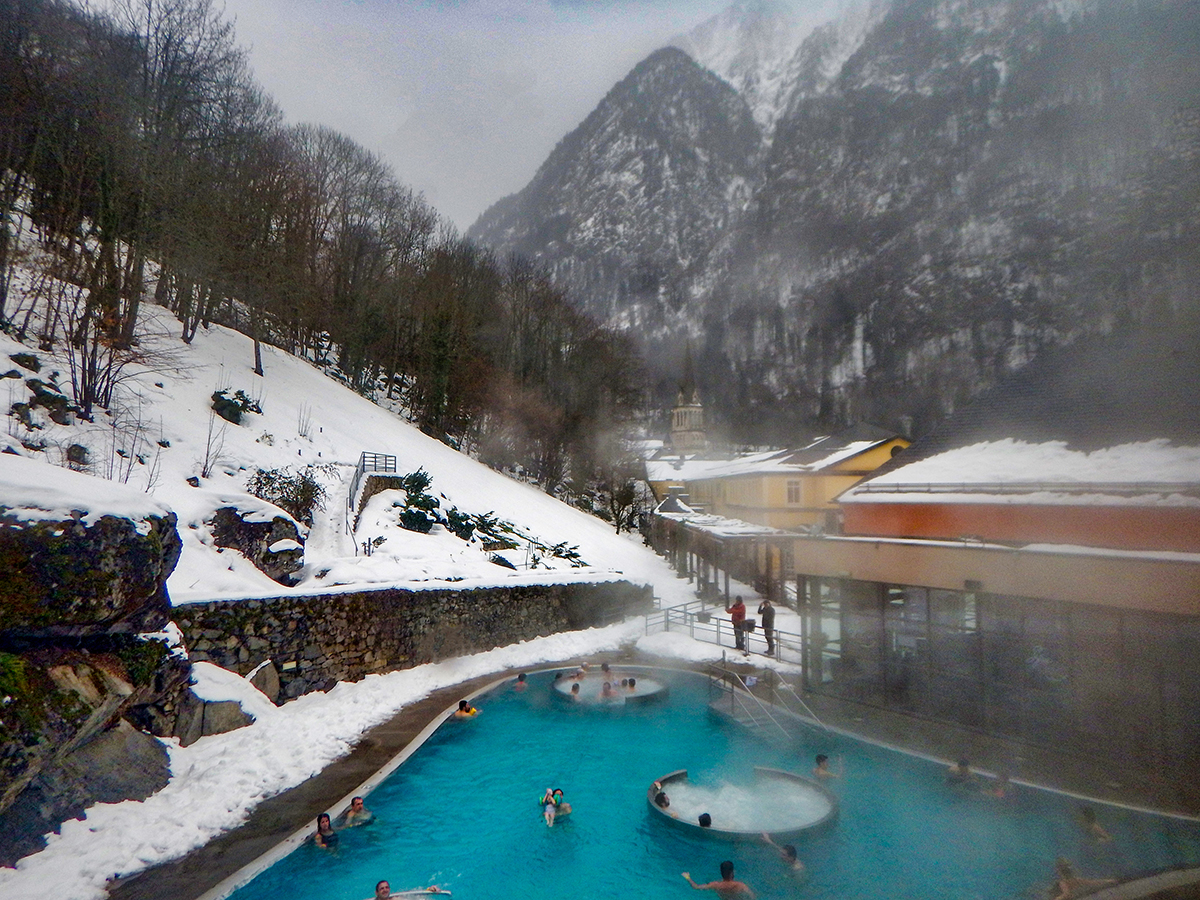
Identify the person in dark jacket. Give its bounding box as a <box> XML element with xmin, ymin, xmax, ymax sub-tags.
<box><xmin>757</xmin><ymin>599</ymin><xmax>776</xmax><ymax>656</ymax></box>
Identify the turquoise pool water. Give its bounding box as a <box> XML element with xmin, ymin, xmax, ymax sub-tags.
<box><xmin>227</xmin><ymin>669</ymin><xmax>1200</xmax><ymax>900</ymax></box>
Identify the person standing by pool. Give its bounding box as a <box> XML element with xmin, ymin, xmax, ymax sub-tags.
<box><xmin>757</xmin><ymin>599</ymin><xmax>775</xmax><ymax>656</ymax></box>
<box><xmin>726</xmin><ymin>596</ymin><xmax>747</xmax><ymax>652</ymax></box>
<box><xmin>682</xmin><ymin>861</ymin><xmax>756</xmax><ymax>898</ymax></box>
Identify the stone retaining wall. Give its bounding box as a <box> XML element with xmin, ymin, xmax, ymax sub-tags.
<box><xmin>173</xmin><ymin>580</ymin><xmax>652</xmax><ymax>699</ymax></box>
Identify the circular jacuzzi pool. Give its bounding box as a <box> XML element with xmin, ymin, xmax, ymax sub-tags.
<box><xmin>551</xmin><ymin>668</ymin><xmax>668</xmax><ymax>704</ymax></box>
<box><xmin>647</xmin><ymin>767</ymin><xmax>838</xmax><ymax>838</ymax></box>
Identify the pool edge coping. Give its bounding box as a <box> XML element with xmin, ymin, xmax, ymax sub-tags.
<box><xmin>192</xmin><ymin>676</ymin><xmax>508</xmax><ymax>900</ymax></box>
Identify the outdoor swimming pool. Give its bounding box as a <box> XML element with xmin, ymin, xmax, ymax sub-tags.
<box><xmin>225</xmin><ymin>668</ymin><xmax>1200</xmax><ymax>900</ymax></box>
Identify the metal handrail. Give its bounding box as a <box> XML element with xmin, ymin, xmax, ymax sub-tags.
<box><xmin>771</xmin><ymin>678</ymin><xmax>828</xmax><ymax>731</ymax></box>
<box><xmin>707</xmin><ymin>663</ymin><xmax>793</xmax><ymax>743</ymax></box>
<box><xmin>347</xmin><ymin>451</ymin><xmax>398</xmax><ymax>511</ymax></box>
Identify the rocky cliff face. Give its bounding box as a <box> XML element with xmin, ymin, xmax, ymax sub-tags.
<box><xmin>470</xmin><ymin>0</ymin><xmax>1200</xmax><ymax>443</ymax></box>
<box><xmin>0</xmin><ymin>480</ymin><xmax>188</xmax><ymax>865</ymax></box>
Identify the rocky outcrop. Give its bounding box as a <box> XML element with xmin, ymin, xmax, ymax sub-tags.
<box><xmin>0</xmin><ymin>459</ymin><xmax>190</xmax><ymax>866</ymax></box>
<box><xmin>210</xmin><ymin>506</ymin><xmax>305</xmax><ymax>586</ymax></box>
<box><xmin>0</xmin><ymin>512</ymin><xmax>180</xmax><ymax>640</ymax></box>
<box><xmin>0</xmin><ymin>645</ymin><xmax>191</xmax><ymax>867</ymax></box>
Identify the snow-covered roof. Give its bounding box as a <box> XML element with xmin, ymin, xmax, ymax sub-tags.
<box><xmin>652</xmin><ymin>437</ymin><xmax>893</xmax><ymax>482</ymax></box>
<box><xmin>841</xmin><ymin>439</ymin><xmax>1200</xmax><ymax>507</ymax></box>
<box><xmin>655</xmin><ymin>508</ymin><xmax>793</xmax><ymax>539</ymax></box>
<box><xmin>645</xmin><ymin>454</ymin><xmax>744</xmax><ymax>483</ymax></box>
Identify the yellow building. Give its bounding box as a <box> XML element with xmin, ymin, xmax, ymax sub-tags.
<box><xmin>683</xmin><ymin>425</ymin><xmax>909</xmax><ymax>532</ymax></box>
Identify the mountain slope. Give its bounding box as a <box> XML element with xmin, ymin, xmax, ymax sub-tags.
<box><xmin>468</xmin><ymin>47</ymin><xmax>761</xmax><ymax>328</ymax></box>
<box><xmin>470</xmin><ymin>0</ymin><xmax>1200</xmax><ymax>444</ymax></box>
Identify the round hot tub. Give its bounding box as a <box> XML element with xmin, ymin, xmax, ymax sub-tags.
<box><xmin>552</xmin><ymin>668</ymin><xmax>668</xmax><ymax>705</ymax></box>
<box><xmin>647</xmin><ymin>767</ymin><xmax>837</xmax><ymax>839</ymax></box>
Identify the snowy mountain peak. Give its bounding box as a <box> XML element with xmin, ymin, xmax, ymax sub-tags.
<box><xmin>670</xmin><ymin>0</ymin><xmax>805</xmax><ymax>128</ymax></box>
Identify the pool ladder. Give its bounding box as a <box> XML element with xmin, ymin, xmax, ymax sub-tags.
<box><xmin>707</xmin><ymin>663</ymin><xmax>827</xmax><ymax>744</ymax></box>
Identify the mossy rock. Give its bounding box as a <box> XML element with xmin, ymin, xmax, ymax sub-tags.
<box><xmin>0</xmin><ymin>513</ymin><xmax>181</xmax><ymax>638</ymax></box>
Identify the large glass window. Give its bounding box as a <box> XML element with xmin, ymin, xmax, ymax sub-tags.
<box><xmin>930</xmin><ymin>589</ymin><xmax>981</xmax><ymax>681</ymax></box>
<box><xmin>800</xmin><ymin>577</ymin><xmax>1199</xmax><ymax>774</ymax></box>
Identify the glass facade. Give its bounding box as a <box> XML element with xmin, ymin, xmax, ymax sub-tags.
<box><xmin>802</xmin><ymin>577</ymin><xmax>1200</xmax><ymax>767</ymax></box>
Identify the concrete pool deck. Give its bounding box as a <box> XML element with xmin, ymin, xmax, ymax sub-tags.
<box><xmin>105</xmin><ymin>653</ymin><xmax>1198</xmax><ymax>900</ymax></box>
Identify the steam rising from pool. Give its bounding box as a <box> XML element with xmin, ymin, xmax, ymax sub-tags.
<box><xmin>658</xmin><ymin>777</ymin><xmax>834</xmax><ymax>832</ymax></box>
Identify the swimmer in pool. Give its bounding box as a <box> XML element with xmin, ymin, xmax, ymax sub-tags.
<box><xmin>601</xmin><ymin>681</ymin><xmax>616</xmax><ymax>699</ymax></box>
<box><xmin>570</xmin><ymin>683</ymin><xmax>581</xmax><ymax>701</ymax></box>
<box><xmin>1050</xmin><ymin>857</ymin><xmax>1115</xmax><ymax>899</ymax></box>
<box><xmin>981</xmin><ymin>771</ymin><xmax>1011</xmax><ymax>799</ymax></box>
<box><xmin>762</xmin><ymin>832</ymin><xmax>806</xmax><ymax>877</ymax></box>
<box><xmin>454</xmin><ymin>699</ymin><xmax>478</xmax><ymax>718</ymax></box>
<box><xmin>313</xmin><ymin>812</ymin><xmax>338</xmax><ymax>850</ymax></box>
<box><xmin>1078</xmin><ymin>806</ymin><xmax>1113</xmax><ymax>843</ymax></box>
<box><xmin>338</xmin><ymin>795</ymin><xmax>374</xmax><ymax>827</ymax></box>
<box><xmin>813</xmin><ymin>754</ymin><xmax>838</xmax><ymax>778</ymax></box>
<box><xmin>540</xmin><ymin>787</ymin><xmax>572</xmax><ymax>826</ymax></box>
<box><xmin>514</xmin><ymin>673</ymin><xmax>527</xmax><ymax>691</ymax></box>
<box><xmin>627</xmin><ymin>677</ymin><xmax>637</xmax><ymax>692</ymax></box>
<box><xmin>374</xmin><ymin>880</ymin><xmax>391</xmax><ymax>899</ymax></box>
<box><xmin>699</xmin><ymin>812</ymin><xmax>712</xmax><ymax>828</ymax></box>
<box><xmin>946</xmin><ymin>756</ymin><xmax>974</xmax><ymax>785</ymax></box>
<box><xmin>682</xmin><ymin>861</ymin><xmax>756</xmax><ymax>899</ymax></box>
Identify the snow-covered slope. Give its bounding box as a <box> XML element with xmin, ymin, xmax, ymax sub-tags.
<box><xmin>0</xmin><ymin>302</ymin><xmax>698</xmax><ymax>608</ymax></box>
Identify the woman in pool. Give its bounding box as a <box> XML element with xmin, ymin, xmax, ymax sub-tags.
<box><xmin>313</xmin><ymin>813</ymin><xmax>338</xmax><ymax>850</ymax></box>
<box><xmin>540</xmin><ymin>788</ymin><xmax>572</xmax><ymax>826</ymax></box>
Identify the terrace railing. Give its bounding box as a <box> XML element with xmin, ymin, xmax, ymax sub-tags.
<box><xmin>347</xmin><ymin>451</ymin><xmax>397</xmax><ymax>511</ymax></box>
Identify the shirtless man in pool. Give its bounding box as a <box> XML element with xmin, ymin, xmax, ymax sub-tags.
<box><xmin>682</xmin><ymin>861</ymin><xmax>756</xmax><ymax>899</ymax></box>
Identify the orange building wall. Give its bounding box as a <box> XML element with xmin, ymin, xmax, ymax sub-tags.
<box><xmin>842</xmin><ymin>502</ymin><xmax>1200</xmax><ymax>553</ymax></box>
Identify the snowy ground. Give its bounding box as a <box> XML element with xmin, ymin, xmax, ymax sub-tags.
<box><xmin>0</xmin><ymin>302</ymin><xmax>802</xmax><ymax>900</ymax></box>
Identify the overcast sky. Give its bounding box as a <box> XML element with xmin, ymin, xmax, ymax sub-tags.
<box><xmin>218</xmin><ymin>0</ymin><xmax>747</xmax><ymax>231</ymax></box>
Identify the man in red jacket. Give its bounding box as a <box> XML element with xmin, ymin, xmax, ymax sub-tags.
<box><xmin>726</xmin><ymin>596</ymin><xmax>747</xmax><ymax>652</ymax></box>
